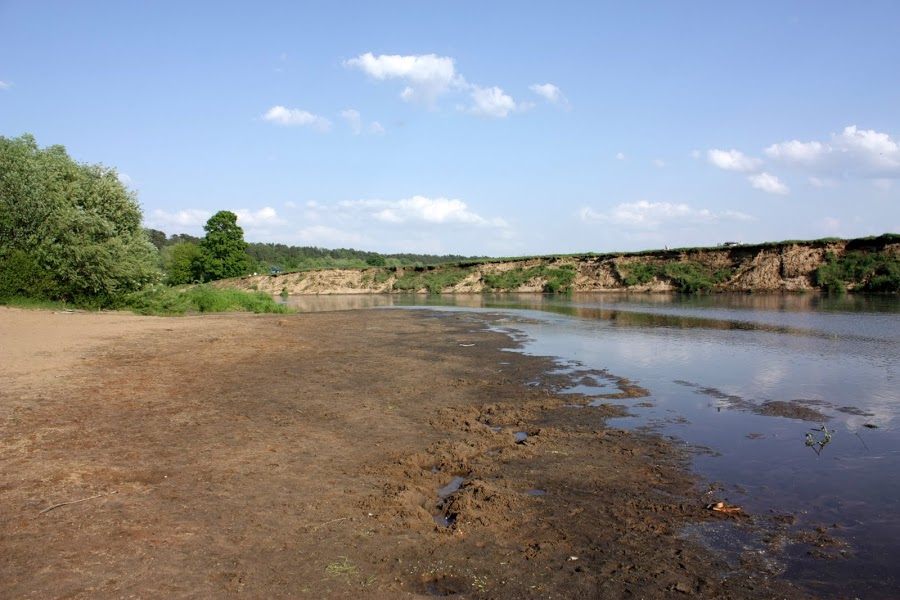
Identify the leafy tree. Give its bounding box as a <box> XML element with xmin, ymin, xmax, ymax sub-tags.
<box><xmin>144</xmin><ymin>228</ymin><xmax>168</xmax><ymax>250</ymax></box>
<box><xmin>196</xmin><ymin>210</ymin><xmax>250</xmax><ymax>281</ymax></box>
<box><xmin>161</xmin><ymin>242</ymin><xmax>202</xmax><ymax>285</ymax></box>
<box><xmin>366</xmin><ymin>253</ymin><xmax>386</xmax><ymax>267</ymax></box>
<box><xmin>0</xmin><ymin>134</ymin><xmax>159</xmax><ymax>305</ymax></box>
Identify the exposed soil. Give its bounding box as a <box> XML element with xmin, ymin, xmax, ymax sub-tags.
<box><xmin>0</xmin><ymin>307</ymin><xmax>808</xmax><ymax>598</ymax></box>
<box><xmin>224</xmin><ymin>236</ymin><xmax>900</xmax><ymax>295</ymax></box>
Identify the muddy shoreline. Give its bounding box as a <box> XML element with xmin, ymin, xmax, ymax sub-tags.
<box><xmin>1</xmin><ymin>307</ymin><xmax>808</xmax><ymax>598</ymax></box>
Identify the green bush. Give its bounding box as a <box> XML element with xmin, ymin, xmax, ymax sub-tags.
<box><xmin>123</xmin><ymin>285</ymin><xmax>291</xmax><ymax>315</ymax></box>
<box><xmin>392</xmin><ymin>267</ymin><xmax>472</xmax><ymax>293</ymax></box>
<box><xmin>662</xmin><ymin>262</ymin><xmax>716</xmax><ymax>293</ymax></box>
<box><xmin>618</xmin><ymin>261</ymin><xmax>660</xmax><ymax>287</ymax></box>
<box><xmin>814</xmin><ymin>251</ymin><xmax>900</xmax><ymax>293</ymax></box>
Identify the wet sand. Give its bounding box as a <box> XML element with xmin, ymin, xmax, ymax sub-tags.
<box><xmin>0</xmin><ymin>307</ymin><xmax>806</xmax><ymax>598</ymax></box>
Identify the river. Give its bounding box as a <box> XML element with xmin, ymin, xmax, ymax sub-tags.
<box><xmin>283</xmin><ymin>292</ymin><xmax>900</xmax><ymax>598</ymax></box>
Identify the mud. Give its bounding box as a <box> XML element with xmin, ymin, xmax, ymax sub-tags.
<box><xmin>0</xmin><ymin>307</ymin><xmax>809</xmax><ymax>598</ymax></box>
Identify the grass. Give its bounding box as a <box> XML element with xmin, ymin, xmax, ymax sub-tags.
<box><xmin>0</xmin><ymin>297</ymin><xmax>72</xmax><ymax>311</ymax></box>
<box><xmin>481</xmin><ymin>263</ymin><xmax>576</xmax><ymax>293</ymax></box>
<box><xmin>123</xmin><ymin>285</ymin><xmax>293</xmax><ymax>315</ymax></box>
<box><xmin>392</xmin><ymin>266</ymin><xmax>473</xmax><ymax>293</ymax></box>
<box><xmin>325</xmin><ymin>557</ymin><xmax>358</xmax><ymax>577</ymax></box>
<box><xmin>814</xmin><ymin>251</ymin><xmax>900</xmax><ymax>293</ymax></box>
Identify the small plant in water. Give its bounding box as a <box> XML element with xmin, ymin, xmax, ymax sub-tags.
<box><xmin>805</xmin><ymin>424</ymin><xmax>833</xmax><ymax>456</ymax></box>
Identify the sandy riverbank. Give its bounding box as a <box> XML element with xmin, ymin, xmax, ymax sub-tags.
<box><xmin>0</xmin><ymin>307</ymin><xmax>805</xmax><ymax>598</ymax></box>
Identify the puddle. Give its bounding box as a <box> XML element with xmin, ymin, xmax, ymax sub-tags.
<box><xmin>524</xmin><ymin>489</ymin><xmax>546</xmax><ymax>496</ymax></box>
<box><xmin>514</xmin><ymin>431</ymin><xmax>528</xmax><ymax>443</ymax></box>
<box><xmin>437</xmin><ymin>476</ymin><xmax>465</xmax><ymax>498</ymax></box>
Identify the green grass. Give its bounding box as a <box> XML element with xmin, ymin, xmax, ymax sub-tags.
<box><xmin>124</xmin><ymin>285</ymin><xmax>293</xmax><ymax>315</ymax></box>
<box><xmin>661</xmin><ymin>261</ymin><xmax>732</xmax><ymax>293</ymax></box>
<box><xmin>814</xmin><ymin>251</ymin><xmax>900</xmax><ymax>293</ymax></box>
<box><xmin>0</xmin><ymin>296</ymin><xmax>72</xmax><ymax>311</ymax></box>
<box><xmin>617</xmin><ymin>261</ymin><xmax>661</xmax><ymax>287</ymax></box>
<box><xmin>392</xmin><ymin>266</ymin><xmax>473</xmax><ymax>293</ymax></box>
<box><xmin>481</xmin><ymin>263</ymin><xmax>575</xmax><ymax>293</ymax></box>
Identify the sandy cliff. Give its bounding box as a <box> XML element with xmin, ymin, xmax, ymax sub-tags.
<box><xmin>218</xmin><ymin>236</ymin><xmax>900</xmax><ymax>295</ymax></box>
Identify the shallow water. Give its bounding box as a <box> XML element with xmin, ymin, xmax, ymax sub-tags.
<box><xmin>284</xmin><ymin>292</ymin><xmax>900</xmax><ymax>597</ymax></box>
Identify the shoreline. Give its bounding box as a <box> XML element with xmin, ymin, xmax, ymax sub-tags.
<box><xmin>0</xmin><ymin>307</ymin><xmax>805</xmax><ymax>598</ymax></box>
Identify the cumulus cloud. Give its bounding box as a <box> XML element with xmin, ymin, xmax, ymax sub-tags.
<box><xmin>368</xmin><ymin>121</ymin><xmax>385</xmax><ymax>135</ymax></box>
<box><xmin>344</xmin><ymin>52</ymin><xmax>465</xmax><ymax>104</ymax></box>
<box><xmin>0</xmin><ymin>80</ymin><xmax>11</xmax><ymax>90</ymax></box>
<box><xmin>466</xmin><ymin>85</ymin><xmax>520</xmax><ymax>118</ymax></box>
<box><xmin>347</xmin><ymin>52</ymin><xmax>547</xmax><ymax>119</ymax></box>
<box><xmin>579</xmin><ymin>201</ymin><xmax>752</xmax><ymax>229</ymax></box>
<box><xmin>340</xmin><ymin>195</ymin><xmax>507</xmax><ymax>227</ymax></box>
<box><xmin>616</xmin><ymin>152</ymin><xmax>626</xmax><ymax>160</ymax></box>
<box><xmin>529</xmin><ymin>83</ymin><xmax>567</xmax><ymax>106</ymax></box>
<box><xmin>765</xmin><ymin>125</ymin><xmax>900</xmax><ymax>178</ymax></box>
<box><xmin>707</xmin><ymin>149</ymin><xmax>763</xmax><ymax>172</ymax></box>
<box><xmin>748</xmin><ymin>172</ymin><xmax>789</xmax><ymax>194</ymax></box>
<box><xmin>262</xmin><ymin>105</ymin><xmax>331</xmax><ymax>130</ymax></box>
<box><xmin>148</xmin><ymin>209</ymin><xmax>211</xmax><ymax>230</ymax></box>
<box><xmin>234</xmin><ymin>207</ymin><xmax>281</xmax><ymax>226</ymax></box>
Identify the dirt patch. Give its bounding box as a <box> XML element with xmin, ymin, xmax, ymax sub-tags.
<box><xmin>0</xmin><ymin>307</ymin><xmax>807</xmax><ymax>598</ymax></box>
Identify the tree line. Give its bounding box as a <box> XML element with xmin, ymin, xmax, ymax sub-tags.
<box><xmin>0</xmin><ymin>134</ymin><xmax>482</xmax><ymax>306</ymax></box>
<box><xmin>145</xmin><ymin>229</ymin><xmax>485</xmax><ymax>278</ymax></box>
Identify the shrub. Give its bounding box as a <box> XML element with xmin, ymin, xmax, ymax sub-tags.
<box><xmin>813</xmin><ymin>251</ymin><xmax>900</xmax><ymax>293</ymax></box>
<box><xmin>124</xmin><ymin>285</ymin><xmax>291</xmax><ymax>315</ymax></box>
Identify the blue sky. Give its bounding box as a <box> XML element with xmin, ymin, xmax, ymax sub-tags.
<box><xmin>2</xmin><ymin>1</ymin><xmax>899</xmax><ymax>256</ymax></box>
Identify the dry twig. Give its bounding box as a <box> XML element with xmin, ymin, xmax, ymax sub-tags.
<box><xmin>35</xmin><ymin>491</ymin><xmax>117</xmax><ymax>518</ymax></box>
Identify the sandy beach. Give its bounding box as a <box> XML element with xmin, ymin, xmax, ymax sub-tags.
<box><xmin>0</xmin><ymin>306</ymin><xmax>805</xmax><ymax>598</ymax></box>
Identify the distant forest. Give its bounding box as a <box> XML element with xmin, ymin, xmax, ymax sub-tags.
<box><xmin>144</xmin><ymin>228</ymin><xmax>486</xmax><ymax>273</ymax></box>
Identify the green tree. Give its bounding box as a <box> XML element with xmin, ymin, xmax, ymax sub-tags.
<box><xmin>144</xmin><ymin>228</ymin><xmax>168</xmax><ymax>250</ymax></box>
<box><xmin>0</xmin><ymin>134</ymin><xmax>159</xmax><ymax>305</ymax></box>
<box><xmin>161</xmin><ymin>242</ymin><xmax>202</xmax><ymax>285</ymax></box>
<box><xmin>196</xmin><ymin>210</ymin><xmax>250</xmax><ymax>281</ymax></box>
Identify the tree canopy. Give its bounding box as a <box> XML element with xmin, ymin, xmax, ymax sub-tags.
<box><xmin>196</xmin><ymin>210</ymin><xmax>250</xmax><ymax>281</ymax></box>
<box><xmin>0</xmin><ymin>134</ymin><xmax>159</xmax><ymax>304</ymax></box>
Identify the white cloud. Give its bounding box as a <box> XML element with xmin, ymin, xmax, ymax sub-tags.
<box><xmin>340</xmin><ymin>109</ymin><xmax>362</xmax><ymax>135</ymax></box>
<box><xmin>339</xmin><ymin>195</ymin><xmax>507</xmax><ymax>227</ymax></box>
<box><xmin>344</xmin><ymin>52</ymin><xmax>465</xmax><ymax>104</ymax></box>
<box><xmin>368</xmin><ymin>121</ymin><xmax>385</xmax><ymax>135</ymax></box>
<box><xmin>149</xmin><ymin>209</ymin><xmax>211</xmax><ymax>230</ymax></box>
<box><xmin>234</xmin><ymin>207</ymin><xmax>281</xmax><ymax>226</ymax></box>
<box><xmin>765</xmin><ymin>125</ymin><xmax>900</xmax><ymax>178</ymax></box>
<box><xmin>653</xmin><ymin>159</ymin><xmax>666</xmax><ymax>168</ymax></box>
<box><xmin>467</xmin><ymin>85</ymin><xmax>520</xmax><ymax>118</ymax></box>
<box><xmin>579</xmin><ymin>201</ymin><xmax>752</xmax><ymax>229</ymax></box>
<box><xmin>707</xmin><ymin>148</ymin><xmax>763</xmax><ymax>172</ymax></box>
<box><xmin>116</xmin><ymin>172</ymin><xmax>133</xmax><ymax>186</ymax></box>
<box><xmin>0</xmin><ymin>80</ymin><xmax>11</xmax><ymax>90</ymax></box>
<box><xmin>690</xmin><ymin>149</ymin><xmax>701</xmax><ymax>160</ymax></box>
<box><xmin>262</xmin><ymin>105</ymin><xmax>331</xmax><ymax>130</ymax></box>
<box><xmin>616</xmin><ymin>152</ymin><xmax>626</xmax><ymax>160</ymax></box>
<box><xmin>748</xmin><ymin>172</ymin><xmax>789</xmax><ymax>194</ymax></box>
<box><xmin>529</xmin><ymin>83</ymin><xmax>567</xmax><ymax>106</ymax></box>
